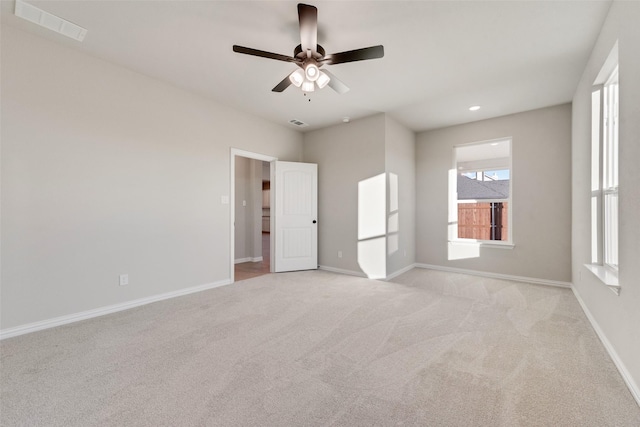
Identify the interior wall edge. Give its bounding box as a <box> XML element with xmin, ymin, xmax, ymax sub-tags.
<box><xmin>318</xmin><ymin>265</ymin><xmax>367</xmax><ymax>278</ymax></box>
<box><xmin>383</xmin><ymin>264</ymin><xmax>417</xmax><ymax>281</ymax></box>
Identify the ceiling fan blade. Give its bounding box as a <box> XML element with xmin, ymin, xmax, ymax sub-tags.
<box><xmin>298</xmin><ymin>3</ymin><xmax>318</xmax><ymax>54</ymax></box>
<box><xmin>321</xmin><ymin>70</ymin><xmax>350</xmax><ymax>94</ymax></box>
<box><xmin>272</xmin><ymin>73</ymin><xmax>293</xmax><ymax>92</ymax></box>
<box><xmin>324</xmin><ymin>45</ymin><xmax>384</xmax><ymax>65</ymax></box>
<box><xmin>233</xmin><ymin>45</ymin><xmax>298</xmax><ymax>63</ymax></box>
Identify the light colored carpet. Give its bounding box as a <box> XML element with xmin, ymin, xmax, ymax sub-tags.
<box><xmin>1</xmin><ymin>269</ymin><xmax>639</xmax><ymax>426</ymax></box>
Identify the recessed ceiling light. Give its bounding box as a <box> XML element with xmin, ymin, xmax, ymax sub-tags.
<box><xmin>469</xmin><ymin>105</ymin><xmax>481</xmax><ymax>111</ymax></box>
<box><xmin>342</xmin><ymin>117</ymin><xmax>350</xmax><ymax>123</ymax></box>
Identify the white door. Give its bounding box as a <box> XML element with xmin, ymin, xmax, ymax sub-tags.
<box><xmin>272</xmin><ymin>161</ymin><xmax>318</xmax><ymax>272</ymax></box>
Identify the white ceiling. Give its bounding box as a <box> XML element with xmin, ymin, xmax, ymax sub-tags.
<box><xmin>1</xmin><ymin>0</ymin><xmax>611</xmax><ymax>132</ymax></box>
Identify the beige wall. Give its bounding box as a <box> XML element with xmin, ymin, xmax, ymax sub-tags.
<box><xmin>303</xmin><ymin>113</ymin><xmax>416</xmax><ymax>278</ymax></box>
<box><xmin>1</xmin><ymin>26</ymin><xmax>302</xmax><ymax>330</ymax></box>
<box><xmin>303</xmin><ymin>114</ymin><xmax>386</xmax><ymax>275</ymax></box>
<box><xmin>385</xmin><ymin>115</ymin><xmax>416</xmax><ymax>276</ymax></box>
<box><xmin>571</xmin><ymin>1</ymin><xmax>640</xmax><ymax>401</ymax></box>
<box><xmin>234</xmin><ymin>157</ymin><xmax>262</xmax><ymax>262</ymax></box>
<box><xmin>252</xmin><ymin>160</ymin><xmax>265</xmax><ymax>258</ymax></box>
<box><xmin>234</xmin><ymin>156</ymin><xmax>250</xmax><ymax>260</ymax></box>
<box><xmin>416</xmin><ymin>104</ymin><xmax>572</xmax><ymax>283</ymax></box>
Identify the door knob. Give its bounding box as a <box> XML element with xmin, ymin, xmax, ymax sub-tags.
<box><xmin>312</xmin><ymin>220</ymin><xmax>317</xmax><ymax>224</ymax></box>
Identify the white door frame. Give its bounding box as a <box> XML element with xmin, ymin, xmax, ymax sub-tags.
<box><xmin>230</xmin><ymin>148</ymin><xmax>277</xmax><ymax>283</ymax></box>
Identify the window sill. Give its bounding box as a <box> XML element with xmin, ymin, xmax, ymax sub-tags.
<box><xmin>449</xmin><ymin>240</ymin><xmax>514</xmax><ymax>249</ymax></box>
<box><xmin>584</xmin><ymin>264</ymin><xmax>620</xmax><ymax>295</ymax></box>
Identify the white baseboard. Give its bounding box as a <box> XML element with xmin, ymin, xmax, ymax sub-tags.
<box><xmin>319</xmin><ymin>264</ymin><xmax>415</xmax><ymax>281</ymax></box>
<box><xmin>235</xmin><ymin>257</ymin><xmax>263</xmax><ymax>264</ymax></box>
<box><xmin>0</xmin><ymin>279</ymin><xmax>232</xmax><ymax>340</ymax></box>
<box><xmin>384</xmin><ymin>264</ymin><xmax>417</xmax><ymax>281</ymax></box>
<box><xmin>319</xmin><ymin>263</ymin><xmax>571</xmax><ymax>289</ymax></box>
<box><xmin>571</xmin><ymin>286</ymin><xmax>640</xmax><ymax>407</ymax></box>
<box><xmin>415</xmin><ymin>263</ymin><xmax>571</xmax><ymax>288</ymax></box>
<box><xmin>318</xmin><ymin>265</ymin><xmax>367</xmax><ymax>278</ymax></box>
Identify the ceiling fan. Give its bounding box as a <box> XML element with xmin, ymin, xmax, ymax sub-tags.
<box><xmin>232</xmin><ymin>3</ymin><xmax>384</xmax><ymax>94</ymax></box>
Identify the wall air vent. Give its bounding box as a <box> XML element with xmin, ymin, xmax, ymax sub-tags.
<box><xmin>288</xmin><ymin>119</ymin><xmax>309</xmax><ymax>127</ymax></box>
<box><xmin>15</xmin><ymin>0</ymin><xmax>87</xmax><ymax>42</ymax></box>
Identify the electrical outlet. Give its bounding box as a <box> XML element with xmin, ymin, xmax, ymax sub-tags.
<box><xmin>338</xmin><ymin>251</ymin><xmax>342</xmax><ymax>258</ymax></box>
<box><xmin>119</xmin><ymin>274</ymin><xmax>129</xmax><ymax>286</ymax></box>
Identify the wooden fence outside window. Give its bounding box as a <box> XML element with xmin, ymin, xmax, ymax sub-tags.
<box><xmin>458</xmin><ymin>202</ymin><xmax>508</xmax><ymax>241</ymax></box>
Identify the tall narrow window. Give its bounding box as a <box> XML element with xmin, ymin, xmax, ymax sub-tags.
<box><xmin>602</xmin><ymin>66</ymin><xmax>619</xmax><ymax>269</ymax></box>
<box><xmin>588</xmin><ymin>43</ymin><xmax>619</xmax><ymax>291</ymax></box>
<box><xmin>453</xmin><ymin>139</ymin><xmax>512</xmax><ymax>244</ymax></box>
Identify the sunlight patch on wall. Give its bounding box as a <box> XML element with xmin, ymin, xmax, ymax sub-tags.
<box><xmin>388</xmin><ymin>233</ymin><xmax>399</xmax><ymax>256</ymax></box>
<box><xmin>358</xmin><ymin>174</ymin><xmax>386</xmax><ymax>240</ymax></box>
<box><xmin>448</xmin><ymin>241</ymin><xmax>481</xmax><ymax>260</ymax></box>
<box><xmin>358</xmin><ymin>237</ymin><xmax>387</xmax><ymax>279</ymax></box>
<box><xmin>388</xmin><ymin>173</ymin><xmax>399</xmax><ymax>256</ymax></box>
<box><xmin>388</xmin><ymin>212</ymin><xmax>399</xmax><ymax>255</ymax></box>
<box><xmin>358</xmin><ymin>173</ymin><xmax>387</xmax><ymax>278</ymax></box>
<box><xmin>388</xmin><ymin>212</ymin><xmax>399</xmax><ymax>233</ymax></box>
<box><xmin>389</xmin><ymin>173</ymin><xmax>399</xmax><ymax>212</ymax></box>
<box><xmin>448</xmin><ymin>169</ymin><xmax>459</xmax><ymax>241</ymax></box>
<box><xmin>447</xmin><ymin>168</ymin><xmax>480</xmax><ymax>260</ymax></box>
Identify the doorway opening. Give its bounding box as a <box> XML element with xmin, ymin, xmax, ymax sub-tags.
<box><xmin>235</xmin><ymin>161</ymin><xmax>271</xmax><ymax>281</ymax></box>
<box><xmin>230</xmin><ymin>149</ymin><xmax>277</xmax><ymax>283</ymax></box>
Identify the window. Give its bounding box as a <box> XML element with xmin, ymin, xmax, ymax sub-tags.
<box><xmin>602</xmin><ymin>67</ymin><xmax>619</xmax><ymax>269</ymax></box>
<box><xmin>452</xmin><ymin>139</ymin><xmax>512</xmax><ymax>244</ymax></box>
<box><xmin>588</xmin><ymin>44</ymin><xmax>619</xmax><ymax>292</ymax></box>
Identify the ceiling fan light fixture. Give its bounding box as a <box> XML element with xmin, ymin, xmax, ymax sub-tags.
<box><xmin>289</xmin><ymin>69</ymin><xmax>305</xmax><ymax>87</ymax></box>
<box><xmin>316</xmin><ymin>71</ymin><xmax>330</xmax><ymax>89</ymax></box>
<box><xmin>305</xmin><ymin>63</ymin><xmax>320</xmax><ymax>82</ymax></box>
<box><xmin>233</xmin><ymin>4</ymin><xmax>382</xmax><ymax>95</ymax></box>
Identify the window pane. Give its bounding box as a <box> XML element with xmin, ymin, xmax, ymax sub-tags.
<box><xmin>603</xmin><ymin>68</ymin><xmax>618</xmax><ymax>190</ymax></box>
<box><xmin>604</xmin><ymin>192</ymin><xmax>618</xmax><ymax>269</ymax></box>
<box><xmin>612</xmin><ymin>77</ymin><xmax>619</xmax><ymax>188</ymax></box>
<box><xmin>461</xmin><ymin>172</ymin><xmax>477</xmax><ymax>180</ymax></box>
<box><xmin>457</xmin><ymin>172</ymin><xmax>509</xmax><ymax>201</ymax></box>
<box><xmin>591</xmin><ymin>196</ymin><xmax>599</xmax><ymax>263</ymax></box>
<box><xmin>591</xmin><ymin>89</ymin><xmax>600</xmax><ymax>192</ymax></box>
<box><xmin>484</xmin><ymin>170</ymin><xmax>510</xmax><ymax>180</ymax></box>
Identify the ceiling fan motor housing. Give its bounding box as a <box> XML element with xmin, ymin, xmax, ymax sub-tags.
<box><xmin>294</xmin><ymin>44</ymin><xmax>325</xmax><ymax>60</ymax></box>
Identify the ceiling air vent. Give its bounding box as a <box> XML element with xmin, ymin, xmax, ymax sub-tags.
<box><xmin>15</xmin><ymin>0</ymin><xmax>87</xmax><ymax>42</ymax></box>
<box><xmin>288</xmin><ymin>119</ymin><xmax>308</xmax><ymax>128</ymax></box>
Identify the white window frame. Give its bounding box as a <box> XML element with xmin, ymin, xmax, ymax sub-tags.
<box><xmin>450</xmin><ymin>138</ymin><xmax>513</xmax><ymax>248</ymax></box>
<box><xmin>586</xmin><ymin>46</ymin><xmax>619</xmax><ymax>294</ymax></box>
